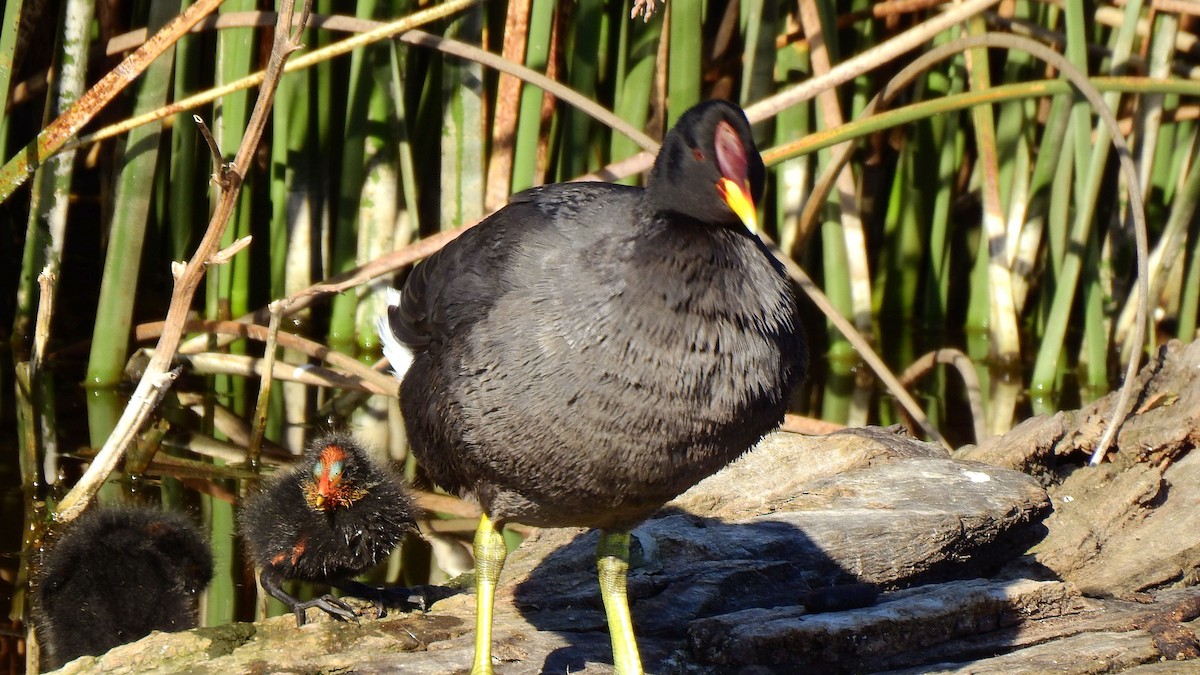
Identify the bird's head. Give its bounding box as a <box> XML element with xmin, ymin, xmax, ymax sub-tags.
<box><xmin>303</xmin><ymin>440</ymin><xmax>369</xmax><ymax>511</ymax></box>
<box><xmin>647</xmin><ymin>99</ymin><xmax>765</xmax><ymax>231</ymax></box>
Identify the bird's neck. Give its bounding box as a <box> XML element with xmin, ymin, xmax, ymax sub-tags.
<box><xmin>620</xmin><ymin>215</ymin><xmax>790</xmax><ymax>321</ymax></box>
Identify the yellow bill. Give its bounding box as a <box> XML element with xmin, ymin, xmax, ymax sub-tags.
<box><xmin>717</xmin><ymin>177</ymin><xmax>759</xmax><ymax>232</ymax></box>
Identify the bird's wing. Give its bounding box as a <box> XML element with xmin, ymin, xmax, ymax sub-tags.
<box><xmin>379</xmin><ymin>184</ymin><xmax>640</xmax><ymax>364</ymax></box>
<box><xmin>380</xmin><ymin>206</ymin><xmax>529</xmax><ymax>355</ymax></box>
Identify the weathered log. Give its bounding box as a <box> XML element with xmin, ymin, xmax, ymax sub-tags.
<box><xmin>51</xmin><ymin>428</ymin><xmax>1054</xmax><ymax>673</ymax></box>
<box><xmin>690</xmin><ymin>578</ymin><xmax>1082</xmax><ymax>670</ymax></box>
<box><xmin>960</xmin><ymin>339</ymin><xmax>1200</xmax><ymax>598</ymax></box>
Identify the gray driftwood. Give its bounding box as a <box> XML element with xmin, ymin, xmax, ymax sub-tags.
<box><xmin>959</xmin><ymin>339</ymin><xmax>1200</xmax><ymax>600</ymax></box>
<box><xmin>48</xmin><ymin>340</ymin><xmax>1200</xmax><ymax>673</ymax></box>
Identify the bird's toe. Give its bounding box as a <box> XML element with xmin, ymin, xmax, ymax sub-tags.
<box><xmin>291</xmin><ymin>595</ymin><xmax>360</xmax><ymax>625</ymax></box>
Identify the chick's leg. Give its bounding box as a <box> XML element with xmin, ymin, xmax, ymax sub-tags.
<box><xmin>259</xmin><ymin>567</ymin><xmax>357</xmax><ymax>626</ymax></box>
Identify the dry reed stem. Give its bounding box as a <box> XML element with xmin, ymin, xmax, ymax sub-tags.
<box><xmin>0</xmin><ymin>0</ymin><xmax>226</xmax><ymax>202</ymax></box>
<box><xmin>54</xmin><ymin>0</ymin><xmax>310</xmax><ymax>523</ymax></box>
<box><xmin>177</xmin><ymin>353</ymin><xmax>386</xmax><ymax>395</ymax></box>
<box><xmin>134</xmin><ymin>318</ymin><xmax>397</xmax><ymax>393</ymax></box>
<box><xmin>898</xmin><ymin>349</ymin><xmax>988</xmax><ymax>445</ymax></box>
<box><xmin>248</xmin><ymin>301</ymin><xmax>287</xmax><ymax>466</ymax></box>
<box><xmin>485</xmin><ymin>0</ymin><xmax>531</xmax><ymax>211</ymax></box>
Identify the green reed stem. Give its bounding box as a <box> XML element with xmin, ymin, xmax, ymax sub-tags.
<box><xmin>86</xmin><ymin>0</ymin><xmax>182</xmax><ymax>388</ymax></box>
<box><xmin>666</xmin><ymin>0</ymin><xmax>701</xmax><ymax>126</ymax></box>
<box><xmin>610</xmin><ymin>10</ymin><xmax>657</xmax><ymax>184</ymax></box>
<box><xmin>0</xmin><ymin>0</ymin><xmax>25</xmax><ymax>160</ymax></box>
<box><xmin>328</xmin><ymin>0</ymin><xmax>383</xmax><ymax>355</ymax></box>
<box><xmin>558</xmin><ymin>0</ymin><xmax>602</xmax><ymax>180</ymax></box>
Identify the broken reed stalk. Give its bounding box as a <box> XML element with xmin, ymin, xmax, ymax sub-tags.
<box><xmin>133</xmin><ymin>319</ymin><xmax>398</xmax><ymax>393</ymax></box>
<box><xmin>899</xmin><ymin>349</ymin><xmax>988</xmax><ymax>445</ymax></box>
<box><xmin>69</xmin><ymin>0</ymin><xmax>485</xmax><ymax>151</ymax></box>
<box><xmin>248</xmin><ymin>300</ymin><xmax>287</xmax><ymax>468</ymax></box>
<box><xmin>0</xmin><ymin>0</ymin><xmax>226</xmax><ymax>202</ymax></box>
<box><xmin>54</xmin><ymin>0</ymin><xmax>311</xmax><ymax>523</ymax></box>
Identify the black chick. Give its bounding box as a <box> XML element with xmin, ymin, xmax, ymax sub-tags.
<box><xmin>33</xmin><ymin>507</ymin><xmax>214</xmax><ymax>669</ymax></box>
<box><xmin>378</xmin><ymin>99</ymin><xmax>807</xmax><ymax>674</ymax></box>
<box><xmin>238</xmin><ymin>432</ymin><xmax>419</xmax><ymax>626</ymax></box>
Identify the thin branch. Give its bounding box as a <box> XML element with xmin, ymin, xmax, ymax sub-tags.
<box><xmin>134</xmin><ymin>318</ymin><xmax>398</xmax><ymax>393</ymax></box>
<box><xmin>54</xmin><ymin>1</ymin><xmax>311</xmax><ymax>523</ymax></box>
<box><xmin>80</xmin><ymin>10</ymin><xmax>657</xmax><ymax>155</ymax></box>
<box><xmin>177</xmin><ymin>352</ymin><xmax>386</xmax><ymax>395</ymax></box>
<box><xmin>210</xmin><ymin>235</ymin><xmax>253</xmax><ymax>265</ymax></box>
<box><xmin>0</xmin><ymin>0</ymin><xmax>226</xmax><ymax>202</ymax></box>
<box><xmin>193</xmin><ymin>114</ymin><xmax>230</xmax><ymax>188</ymax></box>
<box><xmin>248</xmin><ymin>300</ymin><xmax>287</xmax><ymax>467</ymax></box>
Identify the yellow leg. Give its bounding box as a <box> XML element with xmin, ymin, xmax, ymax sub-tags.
<box><xmin>597</xmin><ymin>530</ymin><xmax>643</xmax><ymax>675</ymax></box>
<box><xmin>472</xmin><ymin>514</ymin><xmax>507</xmax><ymax>675</ymax></box>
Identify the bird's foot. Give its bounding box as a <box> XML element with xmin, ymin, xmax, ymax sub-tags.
<box><xmin>291</xmin><ymin>594</ymin><xmax>359</xmax><ymax>626</ymax></box>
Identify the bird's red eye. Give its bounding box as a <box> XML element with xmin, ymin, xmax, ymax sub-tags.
<box><xmin>693</xmin><ymin>148</ymin><xmax>704</xmax><ymax>161</ymax></box>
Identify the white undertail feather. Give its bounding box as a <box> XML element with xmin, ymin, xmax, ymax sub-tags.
<box><xmin>376</xmin><ymin>287</ymin><xmax>414</xmax><ymax>381</ymax></box>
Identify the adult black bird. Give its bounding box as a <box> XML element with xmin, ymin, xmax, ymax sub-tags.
<box><xmin>34</xmin><ymin>507</ymin><xmax>213</xmax><ymax>669</ymax></box>
<box><xmin>378</xmin><ymin>99</ymin><xmax>807</xmax><ymax>674</ymax></box>
<box><xmin>238</xmin><ymin>432</ymin><xmax>419</xmax><ymax>626</ymax></box>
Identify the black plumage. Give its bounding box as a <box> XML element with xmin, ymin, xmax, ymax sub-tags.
<box><xmin>379</xmin><ymin>99</ymin><xmax>807</xmax><ymax>674</ymax></box>
<box><xmin>33</xmin><ymin>507</ymin><xmax>213</xmax><ymax>669</ymax></box>
<box><xmin>238</xmin><ymin>432</ymin><xmax>418</xmax><ymax>626</ymax></box>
